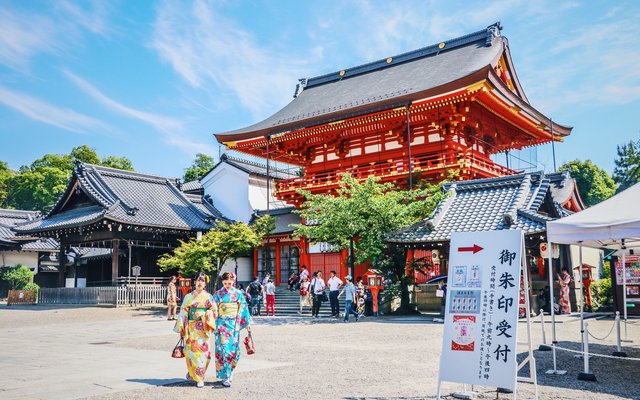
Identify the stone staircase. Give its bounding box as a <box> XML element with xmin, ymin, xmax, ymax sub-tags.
<box><xmin>257</xmin><ymin>286</ymin><xmax>344</xmax><ymax>317</ymax></box>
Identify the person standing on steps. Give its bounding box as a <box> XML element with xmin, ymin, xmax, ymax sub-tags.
<box><xmin>310</xmin><ymin>271</ymin><xmax>326</xmax><ymax>318</ymax></box>
<box><xmin>327</xmin><ymin>270</ymin><xmax>343</xmax><ymax>317</ymax></box>
<box><xmin>299</xmin><ymin>275</ymin><xmax>312</xmax><ymax>314</ymax></box>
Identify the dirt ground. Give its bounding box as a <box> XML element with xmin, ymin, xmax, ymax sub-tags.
<box><xmin>1</xmin><ymin>305</ymin><xmax>639</xmax><ymax>400</ymax></box>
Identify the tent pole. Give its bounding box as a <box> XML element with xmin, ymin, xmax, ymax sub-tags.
<box><xmin>548</xmin><ymin>247</ymin><xmax>557</xmax><ymax>343</ymax></box>
<box><xmin>622</xmin><ymin>249</ymin><xmax>628</xmax><ymax>340</ymax></box>
<box><xmin>579</xmin><ymin>243</ymin><xmax>585</xmax><ymax>352</ymax></box>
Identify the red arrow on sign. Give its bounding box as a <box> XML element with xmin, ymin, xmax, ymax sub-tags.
<box><xmin>458</xmin><ymin>244</ymin><xmax>484</xmax><ymax>254</ymax></box>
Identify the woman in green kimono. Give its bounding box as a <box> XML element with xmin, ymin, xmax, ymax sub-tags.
<box><xmin>174</xmin><ymin>272</ymin><xmax>216</xmax><ymax>388</ymax></box>
<box><xmin>213</xmin><ymin>271</ymin><xmax>252</xmax><ymax>387</ymax></box>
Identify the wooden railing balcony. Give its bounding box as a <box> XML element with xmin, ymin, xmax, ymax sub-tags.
<box><xmin>274</xmin><ymin>150</ymin><xmax>517</xmax><ymax>202</ymax></box>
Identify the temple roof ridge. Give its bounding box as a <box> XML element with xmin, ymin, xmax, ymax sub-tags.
<box><xmin>302</xmin><ymin>22</ymin><xmax>502</xmax><ymax>90</ymax></box>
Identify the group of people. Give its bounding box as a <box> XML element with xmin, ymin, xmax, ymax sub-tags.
<box><xmin>168</xmin><ymin>271</ymin><xmax>252</xmax><ymax>388</ymax></box>
<box><xmin>244</xmin><ymin>273</ymin><xmax>277</xmax><ymax>316</ymax></box>
<box><xmin>301</xmin><ymin>268</ymin><xmax>367</xmax><ymax>321</ymax></box>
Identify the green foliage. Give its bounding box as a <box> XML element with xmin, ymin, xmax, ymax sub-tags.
<box><xmin>22</xmin><ymin>282</ymin><xmax>40</xmax><ymax>296</ymax></box>
<box><xmin>559</xmin><ymin>160</ymin><xmax>616</xmax><ymax>207</ymax></box>
<box><xmin>613</xmin><ymin>138</ymin><xmax>640</xmax><ymax>192</ymax></box>
<box><xmin>293</xmin><ymin>173</ymin><xmax>445</xmax><ymax>267</ymax></box>
<box><xmin>183</xmin><ymin>153</ymin><xmax>215</xmax><ymax>182</ymax></box>
<box><xmin>0</xmin><ymin>160</ymin><xmax>15</xmax><ymax>208</ymax></box>
<box><xmin>100</xmin><ymin>156</ymin><xmax>134</xmax><ymax>171</ymax></box>
<box><xmin>0</xmin><ymin>265</ymin><xmax>33</xmax><ymax>290</ymax></box>
<box><xmin>5</xmin><ymin>146</ymin><xmax>134</xmax><ymax>211</ymax></box>
<box><xmin>593</xmin><ymin>277</ymin><xmax>612</xmax><ymax>310</ymax></box>
<box><xmin>158</xmin><ymin>216</ymin><xmax>272</xmax><ymax>280</ymax></box>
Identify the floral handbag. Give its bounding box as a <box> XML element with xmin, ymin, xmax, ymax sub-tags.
<box><xmin>243</xmin><ymin>332</ymin><xmax>256</xmax><ymax>355</ymax></box>
<box><xmin>171</xmin><ymin>337</ymin><xmax>185</xmax><ymax>358</ymax></box>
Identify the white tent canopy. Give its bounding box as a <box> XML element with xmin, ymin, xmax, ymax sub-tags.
<box><xmin>547</xmin><ymin>182</ymin><xmax>640</xmax><ymax>250</ymax></box>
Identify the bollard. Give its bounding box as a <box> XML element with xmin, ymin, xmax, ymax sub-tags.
<box><xmin>612</xmin><ymin>311</ymin><xmax>628</xmax><ymax>357</ymax></box>
<box><xmin>577</xmin><ymin>322</ymin><xmax>596</xmax><ymax>381</ymax></box>
<box><xmin>538</xmin><ymin>312</ymin><xmax>551</xmax><ymax>351</ymax></box>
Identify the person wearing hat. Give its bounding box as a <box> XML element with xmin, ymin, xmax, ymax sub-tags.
<box><xmin>338</xmin><ymin>275</ymin><xmax>359</xmax><ymax>322</ymax></box>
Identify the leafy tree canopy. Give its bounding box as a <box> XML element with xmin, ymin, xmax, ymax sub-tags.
<box><xmin>0</xmin><ymin>265</ymin><xmax>33</xmax><ymax>290</ymax></box>
<box><xmin>613</xmin><ymin>138</ymin><xmax>640</xmax><ymax>192</ymax></box>
<box><xmin>5</xmin><ymin>146</ymin><xmax>134</xmax><ymax>211</ymax></box>
<box><xmin>158</xmin><ymin>216</ymin><xmax>274</xmax><ymax>280</ymax></box>
<box><xmin>183</xmin><ymin>153</ymin><xmax>215</xmax><ymax>183</ymax></box>
<box><xmin>559</xmin><ymin>160</ymin><xmax>616</xmax><ymax>207</ymax></box>
<box><xmin>293</xmin><ymin>173</ymin><xmax>445</xmax><ymax>267</ymax></box>
<box><xmin>0</xmin><ymin>160</ymin><xmax>15</xmax><ymax>208</ymax></box>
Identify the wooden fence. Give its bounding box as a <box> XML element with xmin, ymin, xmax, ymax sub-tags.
<box><xmin>7</xmin><ymin>290</ymin><xmax>37</xmax><ymax>305</ymax></box>
<box><xmin>38</xmin><ymin>285</ymin><xmax>167</xmax><ymax>306</ymax></box>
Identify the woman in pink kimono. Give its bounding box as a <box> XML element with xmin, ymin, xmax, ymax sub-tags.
<box><xmin>557</xmin><ymin>269</ymin><xmax>571</xmax><ymax>314</ymax></box>
<box><xmin>174</xmin><ymin>272</ymin><xmax>216</xmax><ymax>388</ymax></box>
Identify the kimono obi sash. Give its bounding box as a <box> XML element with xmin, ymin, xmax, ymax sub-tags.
<box><xmin>218</xmin><ymin>302</ymin><xmax>240</xmax><ymax>317</ymax></box>
<box><xmin>188</xmin><ymin>307</ymin><xmax>209</xmax><ymax>321</ymax></box>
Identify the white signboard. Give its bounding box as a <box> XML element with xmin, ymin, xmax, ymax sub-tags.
<box><xmin>438</xmin><ymin>230</ymin><xmax>523</xmax><ymax>391</ymax></box>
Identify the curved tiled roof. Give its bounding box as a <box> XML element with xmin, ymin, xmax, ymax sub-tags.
<box><xmin>14</xmin><ymin>163</ymin><xmax>226</xmax><ymax>234</ymax></box>
<box><xmin>386</xmin><ymin>172</ymin><xmax>574</xmax><ymax>244</ymax></box>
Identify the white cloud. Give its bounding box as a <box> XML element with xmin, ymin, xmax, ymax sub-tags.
<box><xmin>64</xmin><ymin>70</ymin><xmax>216</xmax><ymax>155</ymax></box>
<box><xmin>150</xmin><ymin>0</ymin><xmax>308</xmax><ymax>117</ymax></box>
<box><xmin>0</xmin><ymin>85</ymin><xmax>110</xmax><ymax>134</ymax></box>
<box><xmin>0</xmin><ymin>3</ymin><xmax>113</xmax><ymax>71</ymax></box>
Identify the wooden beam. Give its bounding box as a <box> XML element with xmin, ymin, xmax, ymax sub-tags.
<box><xmin>111</xmin><ymin>239</ymin><xmax>120</xmax><ymax>285</ymax></box>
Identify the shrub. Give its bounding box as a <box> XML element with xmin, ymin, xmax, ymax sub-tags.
<box><xmin>21</xmin><ymin>282</ymin><xmax>40</xmax><ymax>296</ymax></box>
<box><xmin>0</xmin><ymin>264</ymin><xmax>33</xmax><ymax>289</ymax></box>
<box><xmin>593</xmin><ymin>277</ymin><xmax>613</xmax><ymax>310</ymax></box>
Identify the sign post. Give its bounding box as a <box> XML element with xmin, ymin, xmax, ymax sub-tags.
<box><xmin>436</xmin><ymin>230</ymin><xmax>537</xmax><ymax>400</ymax></box>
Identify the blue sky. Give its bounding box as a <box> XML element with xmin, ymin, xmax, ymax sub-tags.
<box><xmin>1</xmin><ymin>0</ymin><xmax>639</xmax><ymax>178</ymax></box>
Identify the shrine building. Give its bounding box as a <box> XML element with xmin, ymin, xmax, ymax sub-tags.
<box><xmin>214</xmin><ymin>23</ymin><xmax>573</xmax><ymax>280</ymax></box>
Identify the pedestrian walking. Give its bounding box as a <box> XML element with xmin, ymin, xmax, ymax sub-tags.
<box><xmin>173</xmin><ymin>271</ymin><xmax>216</xmax><ymax>388</ymax></box>
<box><xmin>355</xmin><ymin>276</ymin><xmax>366</xmax><ymax>317</ymax></box>
<box><xmin>299</xmin><ymin>275</ymin><xmax>312</xmax><ymax>314</ymax></box>
<box><xmin>311</xmin><ymin>271</ymin><xmax>326</xmax><ymax>318</ymax></box>
<box><xmin>327</xmin><ymin>270</ymin><xmax>343</xmax><ymax>317</ymax></box>
<box><xmin>339</xmin><ymin>275</ymin><xmax>359</xmax><ymax>322</ymax></box>
<box><xmin>212</xmin><ymin>272</ymin><xmax>252</xmax><ymax>388</ymax></box>
<box><xmin>265</xmin><ymin>279</ymin><xmax>276</xmax><ymax>316</ymax></box>
<box><xmin>167</xmin><ymin>275</ymin><xmax>178</xmax><ymax>320</ymax></box>
<box><xmin>247</xmin><ymin>276</ymin><xmax>263</xmax><ymax>316</ymax></box>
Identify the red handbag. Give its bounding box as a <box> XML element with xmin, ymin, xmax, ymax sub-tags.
<box><xmin>244</xmin><ymin>332</ymin><xmax>255</xmax><ymax>355</ymax></box>
<box><xmin>172</xmin><ymin>337</ymin><xmax>185</xmax><ymax>358</ymax></box>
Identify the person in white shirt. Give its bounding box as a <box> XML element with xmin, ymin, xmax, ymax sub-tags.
<box><xmin>310</xmin><ymin>271</ymin><xmax>326</xmax><ymax>318</ymax></box>
<box><xmin>299</xmin><ymin>265</ymin><xmax>310</xmax><ymax>281</ymax></box>
<box><xmin>265</xmin><ymin>279</ymin><xmax>276</xmax><ymax>316</ymax></box>
<box><xmin>326</xmin><ymin>270</ymin><xmax>343</xmax><ymax>317</ymax></box>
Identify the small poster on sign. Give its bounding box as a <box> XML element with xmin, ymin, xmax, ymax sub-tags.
<box><xmin>452</xmin><ymin>315</ymin><xmax>475</xmax><ymax>351</ymax></box>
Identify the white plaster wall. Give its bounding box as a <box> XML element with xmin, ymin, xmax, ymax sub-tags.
<box><xmin>570</xmin><ymin>245</ymin><xmax>603</xmax><ymax>281</ymax></box>
<box><xmin>0</xmin><ymin>251</ymin><xmax>38</xmax><ymax>271</ymax></box>
<box><xmin>219</xmin><ymin>257</ymin><xmax>253</xmax><ymax>283</ymax></box>
<box><xmin>201</xmin><ymin>163</ymin><xmax>252</xmax><ymax>223</ymax></box>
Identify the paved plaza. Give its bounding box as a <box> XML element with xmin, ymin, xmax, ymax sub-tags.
<box><xmin>0</xmin><ymin>305</ymin><xmax>638</xmax><ymax>400</ymax></box>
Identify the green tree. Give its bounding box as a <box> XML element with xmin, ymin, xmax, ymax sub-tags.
<box><xmin>183</xmin><ymin>153</ymin><xmax>215</xmax><ymax>182</ymax></box>
<box><xmin>6</xmin><ymin>146</ymin><xmax>134</xmax><ymax>211</ymax></box>
<box><xmin>559</xmin><ymin>160</ymin><xmax>616</xmax><ymax>207</ymax></box>
<box><xmin>0</xmin><ymin>160</ymin><xmax>15</xmax><ymax>208</ymax></box>
<box><xmin>293</xmin><ymin>173</ymin><xmax>445</xmax><ymax>310</ymax></box>
<box><xmin>101</xmin><ymin>156</ymin><xmax>134</xmax><ymax>171</ymax></box>
<box><xmin>158</xmin><ymin>216</ymin><xmax>274</xmax><ymax>281</ymax></box>
<box><xmin>613</xmin><ymin>139</ymin><xmax>640</xmax><ymax>192</ymax></box>
<box><xmin>0</xmin><ymin>265</ymin><xmax>33</xmax><ymax>289</ymax></box>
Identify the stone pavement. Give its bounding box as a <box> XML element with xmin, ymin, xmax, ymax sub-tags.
<box><xmin>0</xmin><ymin>306</ymin><xmax>288</xmax><ymax>400</ymax></box>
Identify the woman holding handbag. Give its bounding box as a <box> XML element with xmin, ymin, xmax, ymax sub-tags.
<box><xmin>212</xmin><ymin>272</ymin><xmax>252</xmax><ymax>387</ymax></box>
<box><xmin>173</xmin><ymin>272</ymin><xmax>217</xmax><ymax>388</ymax></box>
<box><xmin>298</xmin><ymin>275</ymin><xmax>312</xmax><ymax>314</ymax></box>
